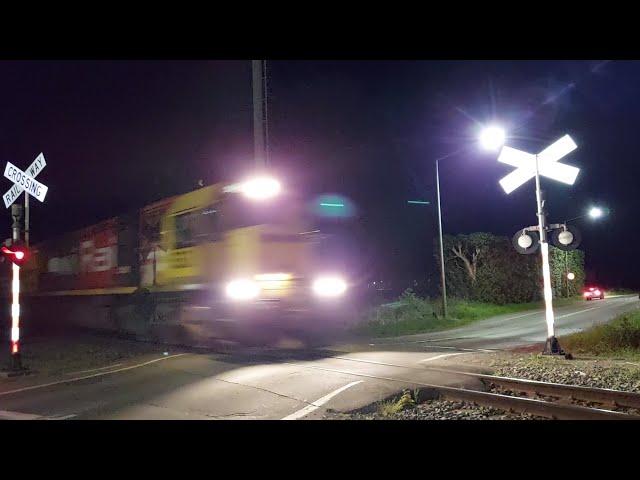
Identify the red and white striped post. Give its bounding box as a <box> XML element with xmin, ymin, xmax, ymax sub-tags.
<box><xmin>11</xmin><ymin>263</ymin><xmax>20</xmax><ymax>361</ymax></box>
<box><xmin>8</xmin><ymin>204</ymin><xmax>24</xmax><ymax>370</ymax></box>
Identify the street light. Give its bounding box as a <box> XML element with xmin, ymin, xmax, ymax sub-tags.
<box><xmin>479</xmin><ymin>125</ymin><xmax>506</xmax><ymax>152</ymax></box>
<box><xmin>588</xmin><ymin>206</ymin><xmax>603</xmax><ymax>219</ymax></box>
<box><xmin>565</xmin><ymin>205</ymin><xmax>608</xmax><ymax>224</ymax></box>
<box><xmin>435</xmin><ymin>124</ymin><xmax>506</xmax><ymax>318</ymax></box>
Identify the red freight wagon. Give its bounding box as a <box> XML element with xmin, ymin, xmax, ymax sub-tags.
<box><xmin>31</xmin><ymin>214</ymin><xmax>139</xmax><ymax>293</ymax></box>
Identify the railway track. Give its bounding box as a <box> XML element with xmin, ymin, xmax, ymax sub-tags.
<box><xmin>422</xmin><ymin>383</ymin><xmax>638</xmax><ymax>420</ymax></box>
<box><xmin>284</xmin><ymin>356</ymin><xmax>640</xmax><ymax>420</ymax></box>
<box><xmin>423</xmin><ymin>367</ymin><xmax>640</xmax><ymax>411</ymax></box>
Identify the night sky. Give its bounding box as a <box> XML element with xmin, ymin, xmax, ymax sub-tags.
<box><xmin>1</xmin><ymin>60</ymin><xmax>638</xmax><ymax>289</ymax></box>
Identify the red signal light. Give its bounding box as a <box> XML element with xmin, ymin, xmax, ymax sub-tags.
<box><xmin>1</xmin><ymin>245</ymin><xmax>28</xmax><ymax>267</ymax></box>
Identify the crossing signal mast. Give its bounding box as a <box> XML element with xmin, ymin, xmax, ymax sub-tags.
<box><xmin>499</xmin><ymin>135</ymin><xmax>581</xmax><ymax>357</ymax></box>
<box><xmin>1</xmin><ymin>204</ymin><xmax>29</xmax><ymax>371</ymax></box>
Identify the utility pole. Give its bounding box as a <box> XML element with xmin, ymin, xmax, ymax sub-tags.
<box><xmin>252</xmin><ymin>60</ymin><xmax>269</xmax><ymax>167</ymax></box>
<box><xmin>435</xmin><ymin>159</ymin><xmax>447</xmax><ymax>318</ymax></box>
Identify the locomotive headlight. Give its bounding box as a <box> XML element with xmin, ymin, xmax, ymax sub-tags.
<box><xmin>226</xmin><ymin>279</ymin><xmax>261</xmax><ymax>301</ymax></box>
<box><xmin>312</xmin><ymin>276</ymin><xmax>347</xmax><ymax>297</ymax></box>
<box><xmin>241</xmin><ymin>177</ymin><xmax>281</xmax><ymax>200</ymax></box>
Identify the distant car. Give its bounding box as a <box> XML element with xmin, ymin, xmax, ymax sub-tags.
<box><xmin>583</xmin><ymin>286</ymin><xmax>605</xmax><ymax>300</ymax></box>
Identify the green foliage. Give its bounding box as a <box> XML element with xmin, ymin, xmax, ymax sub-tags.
<box><xmin>356</xmin><ymin>289</ymin><xmax>440</xmax><ymax>336</ymax></box>
<box><xmin>561</xmin><ymin>309</ymin><xmax>640</xmax><ymax>356</ymax></box>
<box><xmin>355</xmin><ymin>290</ymin><xmax>580</xmax><ymax>337</ymax></box>
<box><xmin>377</xmin><ymin>389</ymin><xmax>416</xmax><ymax>416</ymax></box>
<box><xmin>549</xmin><ymin>247</ymin><xmax>585</xmax><ymax>298</ymax></box>
<box><xmin>435</xmin><ymin>232</ymin><xmax>585</xmax><ymax>305</ymax></box>
<box><xmin>473</xmin><ymin>237</ymin><xmax>541</xmax><ymax>304</ymax></box>
<box><xmin>607</xmin><ymin>288</ymin><xmax>637</xmax><ymax>296</ymax></box>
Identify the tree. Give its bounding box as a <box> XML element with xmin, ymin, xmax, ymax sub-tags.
<box><xmin>448</xmin><ymin>232</ymin><xmax>494</xmax><ymax>284</ymax></box>
<box><xmin>549</xmin><ymin>247</ymin><xmax>585</xmax><ymax>297</ymax></box>
<box><xmin>436</xmin><ymin>233</ymin><xmax>506</xmax><ymax>301</ymax></box>
<box><xmin>435</xmin><ymin>232</ymin><xmax>585</xmax><ymax>304</ymax></box>
<box><xmin>473</xmin><ymin>236</ymin><xmax>541</xmax><ymax>304</ymax></box>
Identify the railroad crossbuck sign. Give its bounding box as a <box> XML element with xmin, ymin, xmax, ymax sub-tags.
<box><xmin>498</xmin><ymin>135</ymin><xmax>580</xmax><ymax>194</ymax></box>
<box><xmin>3</xmin><ymin>153</ymin><xmax>48</xmax><ymax>208</ymax></box>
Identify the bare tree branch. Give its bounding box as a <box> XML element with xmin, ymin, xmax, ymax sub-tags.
<box><xmin>450</xmin><ymin>244</ymin><xmax>476</xmax><ymax>283</ymax></box>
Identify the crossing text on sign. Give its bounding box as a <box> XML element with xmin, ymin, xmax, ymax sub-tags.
<box><xmin>3</xmin><ymin>161</ymin><xmax>48</xmax><ymax>207</ymax></box>
<box><xmin>2</xmin><ymin>153</ymin><xmax>47</xmax><ymax>209</ymax></box>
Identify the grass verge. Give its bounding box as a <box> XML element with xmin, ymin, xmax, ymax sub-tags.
<box><xmin>376</xmin><ymin>389</ymin><xmax>417</xmax><ymax>417</ymax></box>
<box><xmin>1</xmin><ymin>332</ymin><xmax>168</xmax><ymax>378</ymax></box>
<box><xmin>354</xmin><ymin>290</ymin><xmax>581</xmax><ymax>338</ymax></box>
<box><xmin>606</xmin><ymin>289</ymin><xmax>638</xmax><ymax>297</ymax></box>
<box><xmin>560</xmin><ymin>308</ymin><xmax>640</xmax><ymax>359</ymax></box>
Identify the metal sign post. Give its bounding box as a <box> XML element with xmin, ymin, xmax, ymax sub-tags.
<box><xmin>9</xmin><ymin>204</ymin><xmax>23</xmax><ymax>370</ymax></box>
<box><xmin>25</xmin><ymin>191</ymin><xmax>29</xmax><ymax>246</ymax></box>
<box><xmin>533</xmin><ymin>154</ymin><xmax>560</xmax><ymax>353</ymax></box>
<box><xmin>498</xmin><ymin>136</ymin><xmax>580</xmax><ymax>355</ymax></box>
<box><xmin>2</xmin><ymin>153</ymin><xmax>47</xmax><ymax>373</ymax></box>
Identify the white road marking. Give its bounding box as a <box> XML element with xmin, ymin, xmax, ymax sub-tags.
<box><xmin>281</xmin><ymin>381</ymin><xmax>363</xmax><ymax>420</ymax></box>
<box><xmin>419</xmin><ymin>352</ymin><xmax>470</xmax><ymax>363</ymax></box>
<box><xmin>417</xmin><ymin>337</ymin><xmax>472</xmax><ymax>342</ymax></box>
<box><xmin>425</xmin><ymin>346</ymin><xmax>496</xmax><ymax>352</ymax></box>
<box><xmin>0</xmin><ymin>410</ymin><xmax>43</xmax><ymax>420</ymax></box>
<box><xmin>0</xmin><ymin>410</ymin><xmax>79</xmax><ymax>421</ymax></box>
<box><xmin>65</xmin><ymin>363</ymin><xmax>123</xmax><ymax>375</ymax></box>
<box><xmin>0</xmin><ymin>353</ymin><xmax>188</xmax><ymax>397</ymax></box>
<box><xmin>500</xmin><ymin>311</ymin><xmax>542</xmax><ymax>321</ymax></box>
<box><xmin>556</xmin><ymin>301</ymin><xmax>619</xmax><ymax>320</ymax></box>
<box><xmin>47</xmin><ymin>414</ymin><xmax>78</xmax><ymax>420</ymax></box>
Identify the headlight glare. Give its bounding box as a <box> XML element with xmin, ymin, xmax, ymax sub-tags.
<box><xmin>313</xmin><ymin>276</ymin><xmax>347</xmax><ymax>297</ymax></box>
<box><xmin>226</xmin><ymin>279</ymin><xmax>261</xmax><ymax>301</ymax></box>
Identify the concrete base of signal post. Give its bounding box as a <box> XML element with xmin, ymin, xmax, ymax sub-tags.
<box><xmin>0</xmin><ymin>353</ymin><xmax>32</xmax><ymax>377</ymax></box>
<box><xmin>542</xmin><ymin>336</ymin><xmax>573</xmax><ymax>359</ymax></box>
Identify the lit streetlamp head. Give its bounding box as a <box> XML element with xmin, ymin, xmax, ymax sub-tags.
<box><xmin>588</xmin><ymin>206</ymin><xmax>603</xmax><ymax>219</ymax></box>
<box><xmin>479</xmin><ymin>125</ymin><xmax>506</xmax><ymax>151</ymax></box>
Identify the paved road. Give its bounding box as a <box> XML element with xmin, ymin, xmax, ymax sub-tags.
<box><xmin>0</xmin><ymin>295</ymin><xmax>637</xmax><ymax>420</ymax></box>
<box><xmin>363</xmin><ymin>294</ymin><xmax>640</xmax><ymax>351</ymax></box>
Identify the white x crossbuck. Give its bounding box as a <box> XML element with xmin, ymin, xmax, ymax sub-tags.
<box><xmin>498</xmin><ymin>135</ymin><xmax>580</xmax><ymax>194</ymax></box>
<box><xmin>3</xmin><ymin>153</ymin><xmax>48</xmax><ymax>208</ymax></box>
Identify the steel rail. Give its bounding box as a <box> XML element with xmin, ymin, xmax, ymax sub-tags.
<box><xmin>431</xmin><ymin>384</ymin><xmax>638</xmax><ymax>420</ymax></box>
<box><xmin>417</xmin><ymin>367</ymin><xmax>640</xmax><ymax>410</ymax></box>
<box><xmin>285</xmin><ymin>362</ymin><xmax>640</xmax><ymax>420</ymax></box>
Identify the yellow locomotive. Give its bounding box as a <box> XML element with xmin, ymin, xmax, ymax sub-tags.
<box><xmin>24</xmin><ymin>176</ymin><xmax>354</xmax><ymax>345</ymax></box>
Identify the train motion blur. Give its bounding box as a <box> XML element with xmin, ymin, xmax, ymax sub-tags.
<box><xmin>13</xmin><ymin>176</ymin><xmax>360</xmax><ymax>346</ymax></box>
